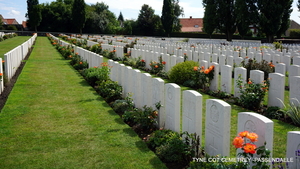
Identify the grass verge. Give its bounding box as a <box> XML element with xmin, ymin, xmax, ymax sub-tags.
<box><xmin>0</xmin><ymin>36</ymin><xmax>31</xmax><ymax>58</ymax></box>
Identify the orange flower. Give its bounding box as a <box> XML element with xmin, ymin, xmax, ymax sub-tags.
<box><xmin>0</xmin><ymin>73</ymin><xmax>3</xmax><ymax>76</ymax></box>
<box><xmin>94</xmin><ymin>66</ymin><xmax>97</xmax><ymax>68</ymax></box>
<box><xmin>243</xmin><ymin>143</ymin><xmax>257</xmax><ymax>154</ymax></box>
<box><xmin>141</xmin><ymin>59</ymin><xmax>145</xmax><ymax>62</ymax></box>
<box><xmin>209</xmin><ymin>65</ymin><xmax>214</xmax><ymax>71</ymax></box>
<box><xmin>2</xmin><ymin>60</ymin><xmax>5</xmax><ymax>63</ymax></box>
<box><xmin>239</xmin><ymin>131</ymin><xmax>249</xmax><ymax>137</ymax></box>
<box><xmin>193</xmin><ymin>66</ymin><xmax>198</xmax><ymax>71</ymax></box>
<box><xmin>69</xmin><ymin>55</ymin><xmax>72</xmax><ymax>58</ymax></box>
<box><xmin>233</xmin><ymin>136</ymin><xmax>244</xmax><ymax>148</ymax></box>
<box><xmin>154</xmin><ymin>65</ymin><xmax>159</xmax><ymax>68</ymax></box>
<box><xmin>246</xmin><ymin>132</ymin><xmax>258</xmax><ymax>142</ymax></box>
<box><xmin>113</xmin><ymin>50</ymin><xmax>116</xmax><ymax>52</ymax></box>
<box><xmin>79</xmin><ymin>62</ymin><xmax>83</xmax><ymax>64</ymax></box>
<box><xmin>248</xmin><ymin>81</ymin><xmax>252</xmax><ymax>84</ymax></box>
<box><xmin>162</xmin><ymin>61</ymin><xmax>166</xmax><ymax>65</ymax></box>
<box><xmin>204</xmin><ymin>69</ymin><xmax>209</xmax><ymax>74</ymax></box>
<box><xmin>184</xmin><ymin>53</ymin><xmax>187</xmax><ymax>55</ymax></box>
<box><xmin>75</xmin><ymin>52</ymin><xmax>79</xmax><ymax>55</ymax></box>
<box><xmin>201</xmin><ymin>66</ymin><xmax>204</xmax><ymax>70</ymax></box>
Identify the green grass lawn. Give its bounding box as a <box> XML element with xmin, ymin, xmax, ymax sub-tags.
<box><xmin>0</xmin><ymin>37</ymin><xmax>166</xmax><ymax>169</ymax></box>
<box><xmin>0</xmin><ymin>36</ymin><xmax>31</xmax><ymax>59</ymax></box>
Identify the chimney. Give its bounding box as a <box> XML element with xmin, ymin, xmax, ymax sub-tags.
<box><xmin>190</xmin><ymin>16</ymin><xmax>192</xmax><ymax>19</ymax></box>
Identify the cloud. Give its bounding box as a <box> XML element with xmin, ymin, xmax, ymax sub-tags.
<box><xmin>9</xmin><ymin>9</ymin><xmax>20</xmax><ymax>15</ymax></box>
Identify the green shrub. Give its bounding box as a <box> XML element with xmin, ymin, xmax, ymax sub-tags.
<box><xmin>169</xmin><ymin>60</ymin><xmax>199</xmax><ymax>85</ymax></box>
<box><xmin>290</xmin><ymin>29</ymin><xmax>300</xmax><ymax>38</ymax></box>
<box><xmin>82</xmin><ymin>63</ymin><xmax>111</xmax><ymax>86</ymax></box>
<box><xmin>241</xmin><ymin>59</ymin><xmax>275</xmax><ymax>80</ymax></box>
<box><xmin>90</xmin><ymin>44</ymin><xmax>102</xmax><ymax>54</ymax></box>
<box><xmin>97</xmin><ymin>80</ymin><xmax>123</xmax><ymax>103</ymax></box>
<box><xmin>112</xmin><ymin>94</ymin><xmax>134</xmax><ymax>114</ymax></box>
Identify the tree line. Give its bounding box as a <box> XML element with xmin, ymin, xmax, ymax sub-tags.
<box><xmin>26</xmin><ymin>0</ymin><xmax>183</xmax><ymax>36</ymax></box>
<box><xmin>203</xmin><ymin>0</ymin><xmax>294</xmax><ymax>42</ymax></box>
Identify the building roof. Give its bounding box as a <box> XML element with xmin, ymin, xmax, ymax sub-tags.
<box><xmin>179</xmin><ymin>17</ymin><xmax>203</xmax><ymax>32</ymax></box>
<box><xmin>0</xmin><ymin>14</ymin><xmax>19</xmax><ymax>25</ymax></box>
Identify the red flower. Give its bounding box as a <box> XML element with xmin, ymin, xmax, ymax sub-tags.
<box><xmin>243</xmin><ymin>143</ymin><xmax>257</xmax><ymax>154</ymax></box>
<box><xmin>246</xmin><ymin>132</ymin><xmax>258</xmax><ymax>142</ymax></box>
<box><xmin>154</xmin><ymin>65</ymin><xmax>159</xmax><ymax>68</ymax></box>
<box><xmin>233</xmin><ymin>136</ymin><xmax>244</xmax><ymax>148</ymax></box>
<box><xmin>162</xmin><ymin>61</ymin><xmax>166</xmax><ymax>65</ymax></box>
<box><xmin>141</xmin><ymin>59</ymin><xmax>145</xmax><ymax>62</ymax></box>
<box><xmin>79</xmin><ymin>62</ymin><xmax>83</xmax><ymax>64</ymax></box>
<box><xmin>193</xmin><ymin>66</ymin><xmax>198</xmax><ymax>71</ymax></box>
<box><xmin>239</xmin><ymin>131</ymin><xmax>249</xmax><ymax>137</ymax></box>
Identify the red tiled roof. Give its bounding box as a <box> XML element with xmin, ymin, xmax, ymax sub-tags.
<box><xmin>180</xmin><ymin>17</ymin><xmax>203</xmax><ymax>32</ymax></box>
<box><xmin>4</xmin><ymin>19</ymin><xmax>19</xmax><ymax>24</ymax></box>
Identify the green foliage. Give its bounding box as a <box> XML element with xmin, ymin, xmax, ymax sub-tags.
<box><xmin>97</xmin><ymin>80</ymin><xmax>123</xmax><ymax>103</ymax></box>
<box><xmin>149</xmin><ymin>56</ymin><xmax>166</xmax><ymax>75</ymax></box>
<box><xmin>190</xmin><ymin>65</ymin><xmax>215</xmax><ymax>89</ymax></box>
<box><xmin>147</xmin><ymin>130</ymin><xmax>200</xmax><ymax>163</ymax></box>
<box><xmin>82</xmin><ymin>63</ymin><xmax>110</xmax><ymax>86</ymax></box>
<box><xmin>285</xmin><ymin>100</ymin><xmax>300</xmax><ymax>126</ymax></box>
<box><xmin>273</xmin><ymin>41</ymin><xmax>283</xmax><ymax>51</ymax></box>
<box><xmin>236</xmin><ymin>75</ymin><xmax>269</xmax><ymax>110</ymax></box>
<box><xmin>289</xmin><ymin>29</ymin><xmax>300</xmax><ymax>38</ymax></box>
<box><xmin>72</xmin><ymin>0</ymin><xmax>86</xmax><ymax>34</ymax></box>
<box><xmin>161</xmin><ymin>0</ymin><xmax>174</xmax><ymax>36</ymax></box>
<box><xmin>26</xmin><ymin>0</ymin><xmax>42</xmax><ymax>31</ymax></box>
<box><xmin>169</xmin><ymin>60</ymin><xmax>199</xmax><ymax>85</ymax></box>
<box><xmin>90</xmin><ymin>44</ymin><xmax>102</xmax><ymax>54</ymax></box>
<box><xmin>113</xmin><ymin>94</ymin><xmax>135</xmax><ymax>115</ymax></box>
<box><xmin>137</xmin><ymin>4</ymin><xmax>161</xmax><ymax>36</ymax></box>
<box><xmin>202</xmin><ymin>0</ymin><xmax>218</xmax><ymax>37</ymax></box>
<box><xmin>241</xmin><ymin>58</ymin><xmax>275</xmax><ymax>80</ymax></box>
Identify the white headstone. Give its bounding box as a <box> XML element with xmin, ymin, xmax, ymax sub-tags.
<box><xmin>152</xmin><ymin>78</ymin><xmax>165</xmax><ymax>128</ymax></box>
<box><xmin>250</xmin><ymin>70</ymin><xmax>264</xmax><ymax>84</ymax></box>
<box><xmin>164</xmin><ymin>83</ymin><xmax>181</xmax><ymax>132</ymax></box>
<box><xmin>290</xmin><ymin>76</ymin><xmax>300</xmax><ymax>106</ymax></box>
<box><xmin>286</xmin><ymin>131</ymin><xmax>300</xmax><ymax>169</ymax></box>
<box><xmin>205</xmin><ymin>99</ymin><xmax>231</xmax><ymax>157</ymax></box>
<box><xmin>237</xmin><ymin>112</ymin><xmax>274</xmax><ymax>164</ymax></box>
<box><xmin>268</xmin><ymin>73</ymin><xmax>285</xmax><ymax>108</ymax></box>
<box><xmin>221</xmin><ymin>65</ymin><xmax>233</xmax><ymax>93</ymax></box>
<box><xmin>209</xmin><ymin>62</ymin><xmax>219</xmax><ymax>91</ymax></box>
<box><xmin>275</xmin><ymin>63</ymin><xmax>286</xmax><ymax>76</ymax></box>
<box><xmin>182</xmin><ymin>90</ymin><xmax>202</xmax><ymax>137</ymax></box>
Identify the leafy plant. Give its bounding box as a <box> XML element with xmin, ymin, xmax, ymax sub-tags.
<box><xmin>113</xmin><ymin>93</ymin><xmax>134</xmax><ymax>115</ymax></box>
<box><xmin>236</xmin><ymin>75</ymin><xmax>269</xmax><ymax>110</ymax></box>
<box><xmin>149</xmin><ymin>56</ymin><xmax>166</xmax><ymax>75</ymax></box>
<box><xmin>285</xmin><ymin>99</ymin><xmax>300</xmax><ymax>126</ymax></box>
<box><xmin>241</xmin><ymin>59</ymin><xmax>275</xmax><ymax>80</ymax></box>
<box><xmin>97</xmin><ymin>80</ymin><xmax>123</xmax><ymax>103</ymax></box>
<box><xmin>82</xmin><ymin>62</ymin><xmax>111</xmax><ymax>86</ymax></box>
<box><xmin>190</xmin><ymin>65</ymin><xmax>215</xmax><ymax>89</ymax></box>
<box><xmin>169</xmin><ymin>60</ymin><xmax>199</xmax><ymax>85</ymax></box>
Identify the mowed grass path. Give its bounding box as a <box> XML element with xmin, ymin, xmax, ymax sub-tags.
<box><xmin>0</xmin><ymin>36</ymin><xmax>31</xmax><ymax>58</ymax></box>
<box><xmin>0</xmin><ymin>37</ymin><xmax>166</xmax><ymax>169</ymax></box>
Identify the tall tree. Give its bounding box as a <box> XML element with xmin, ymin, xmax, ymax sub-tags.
<box><xmin>26</xmin><ymin>0</ymin><xmax>42</xmax><ymax>31</ymax></box>
<box><xmin>161</xmin><ymin>0</ymin><xmax>174</xmax><ymax>36</ymax></box>
<box><xmin>202</xmin><ymin>0</ymin><xmax>218</xmax><ymax>38</ymax></box>
<box><xmin>276</xmin><ymin>0</ymin><xmax>293</xmax><ymax>38</ymax></box>
<box><xmin>137</xmin><ymin>4</ymin><xmax>156</xmax><ymax>35</ymax></box>
<box><xmin>235</xmin><ymin>0</ymin><xmax>251</xmax><ymax>39</ymax></box>
<box><xmin>72</xmin><ymin>0</ymin><xmax>86</xmax><ymax>34</ymax></box>
<box><xmin>215</xmin><ymin>0</ymin><xmax>236</xmax><ymax>41</ymax></box>
<box><xmin>118</xmin><ymin>12</ymin><xmax>124</xmax><ymax>27</ymax></box>
<box><xmin>257</xmin><ymin>0</ymin><xmax>286</xmax><ymax>42</ymax></box>
<box><xmin>172</xmin><ymin>0</ymin><xmax>184</xmax><ymax>32</ymax></box>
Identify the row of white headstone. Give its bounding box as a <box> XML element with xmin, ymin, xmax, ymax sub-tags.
<box><xmin>0</xmin><ymin>33</ymin><xmax>37</xmax><ymax>95</ymax></box>
<box><xmin>107</xmin><ymin>60</ymin><xmax>299</xmax><ymax>169</ymax></box>
<box><xmin>57</xmin><ymin>34</ymin><xmax>300</xmax><ymax>108</ymax></box>
<box><xmin>52</xmin><ymin>34</ymin><xmax>300</xmax><ymax>168</ymax></box>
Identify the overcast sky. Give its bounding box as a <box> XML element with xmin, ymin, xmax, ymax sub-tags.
<box><xmin>1</xmin><ymin>0</ymin><xmax>300</xmax><ymax>26</ymax></box>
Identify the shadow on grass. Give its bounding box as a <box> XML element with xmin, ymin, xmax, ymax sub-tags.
<box><xmin>122</xmin><ymin>128</ymin><xmax>138</xmax><ymax>137</ymax></box>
